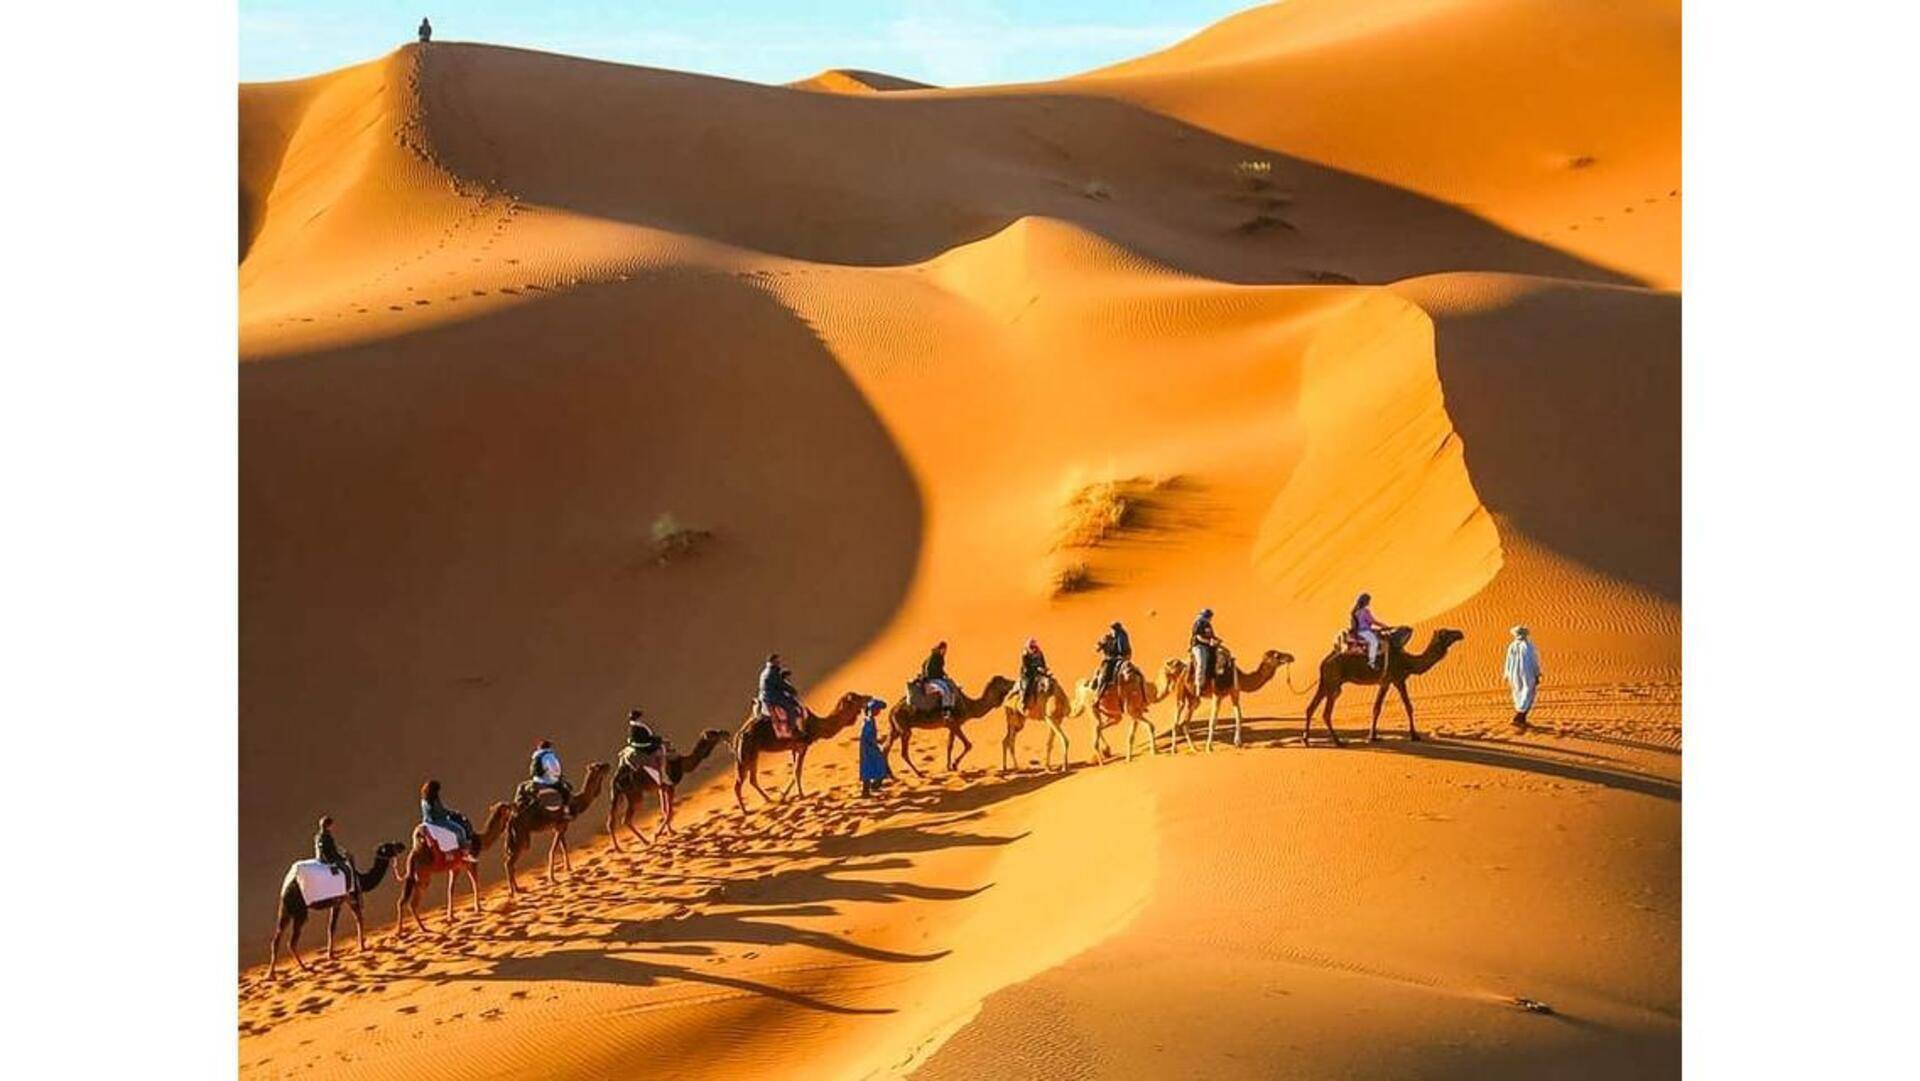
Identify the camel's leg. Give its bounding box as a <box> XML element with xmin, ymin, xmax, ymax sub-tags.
<box><xmin>749</xmin><ymin>758</ymin><xmax>775</xmax><ymax>805</ymax></box>
<box><xmin>503</xmin><ymin>835</ymin><xmax>521</xmax><ymax>898</ymax></box>
<box><xmin>1049</xmin><ymin>719</ymin><xmax>1070</xmax><ymax>770</ymax></box>
<box><xmin>623</xmin><ymin>793</ymin><xmax>648</xmax><ymax>849</ymax></box>
<box><xmin>1232</xmin><ymin>693</ymin><xmax>1246</xmax><ymax>748</ymax></box>
<box><xmin>1395</xmin><ymin>680</ymin><xmax>1421</xmax><ymax>741</ymax></box>
<box><xmin>268</xmin><ymin>918</ymin><xmax>286</xmax><ymax>977</ymax></box>
<box><xmin>288</xmin><ymin>913</ymin><xmax>308</xmax><ymax>972</ymax></box>
<box><xmin>560</xmin><ymin>830</ymin><xmax>574</xmax><ymax>873</ymax></box>
<box><xmin>606</xmin><ymin>793</ymin><xmax>624</xmax><ymax>852</ymax></box>
<box><xmin>1206</xmin><ymin>696</ymin><xmax>1222</xmax><ymax>752</ymax></box>
<box><xmin>951</xmin><ymin>725</ymin><xmax>973</xmax><ymax>771</ymax></box>
<box><xmin>897</xmin><ymin>726</ymin><xmax>927</xmax><ymax>778</ymax></box>
<box><xmin>325</xmin><ymin>907</ymin><xmax>339</xmax><ymax>961</ymax></box>
<box><xmin>1326</xmin><ymin>690</ymin><xmax>1346</xmax><ymax>747</ymax></box>
<box><xmin>1001</xmin><ymin>710</ymin><xmax>1019</xmax><ymax>773</ymax></box>
<box><xmin>466</xmin><ymin>867</ymin><xmax>481</xmax><ymax>915</ymax></box>
<box><xmin>349</xmin><ymin>901</ymin><xmax>366</xmax><ymax>955</ymax></box>
<box><xmin>1368</xmin><ymin>682</ymin><xmax>1391</xmax><ymax>742</ymax></box>
<box><xmin>789</xmin><ymin>747</ymin><xmax>809</xmax><ymax>798</ymax></box>
<box><xmin>1301</xmin><ymin>688</ymin><xmax>1324</xmax><ymax>746</ymax></box>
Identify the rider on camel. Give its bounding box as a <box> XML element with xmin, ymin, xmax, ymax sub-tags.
<box><xmin>420</xmin><ymin>780</ymin><xmax>477</xmax><ymax>855</ymax></box>
<box><xmin>520</xmin><ymin>739</ymin><xmax>574</xmax><ymax>819</ymax></box>
<box><xmin>1190</xmin><ymin>607</ymin><xmax>1222</xmax><ymax>690</ymax></box>
<box><xmin>622</xmin><ymin>708</ymin><xmax>672</xmax><ymax>783</ymax></box>
<box><xmin>759</xmin><ymin>654</ymin><xmax>803</xmax><ymax>737</ymax></box>
<box><xmin>917</xmin><ymin>641</ymin><xmax>958</xmax><ymax>718</ymax></box>
<box><xmin>1017</xmin><ymin>637</ymin><xmax>1052</xmax><ymax>709</ymax></box>
<box><xmin>1351</xmin><ymin>593</ymin><xmax>1391</xmax><ymax>669</ymax></box>
<box><xmin>314</xmin><ymin>815</ymin><xmax>351</xmax><ymax>880</ymax></box>
<box><xmin>1093</xmin><ymin>621</ymin><xmax>1133</xmax><ymax>698</ymax></box>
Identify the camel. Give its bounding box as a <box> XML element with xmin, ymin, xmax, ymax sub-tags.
<box><xmin>502</xmin><ymin>761</ymin><xmax>611</xmax><ymax>897</ymax></box>
<box><xmin>606</xmin><ymin>728</ymin><xmax>732</xmax><ymax>849</ymax></box>
<box><xmin>733</xmin><ymin>690</ymin><xmax>869</xmax><ymax>812</ymax></box>
<box><xmin>888</xmin><ymin>674</ymin><xmax>1017</xmax><ymax>776</ymax></box>
<box><xmin>394</xmin><ymin>802</ymin><xmax>513</xmax><ymax>937</ymax></box>
<box><xmin>1069</xmin><ymin>662</ymin><xmax>1170</xmax><ymax>763</ymax></box>
<box><xmin>1162</xmin><ymin>647</ymin><xmax>1295</xmax><ymax>752</ymax></box>
<box><xmin>1301</xmin><ymin>627</ymin><xmax>1466</xmax><ymax>745</ymax></box>
<box><xmin>1000</xmin><ymin>673</ymin><xmax>1074</xmax><ymax>773</ymax></box>
<box><xmin>268</xmin><ymin>841</ymin><xmax>406</xmax><ymax>977</ymax></box>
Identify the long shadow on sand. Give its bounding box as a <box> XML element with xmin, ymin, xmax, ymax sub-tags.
<box><xmin>1233</xmin><ymin>715</ymin><xmax>1680</xmax><ymax>801</ymax></box>
<box><xmin>422</xmin><ymin>948</ymin><xmax>897</xmax><ymax>1016</ymax></box>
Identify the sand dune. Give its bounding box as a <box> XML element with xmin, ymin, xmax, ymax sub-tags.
<box><xmin>240</xmin><ymin>0</ymin><xmax>1679</xmax><ymax>1075</ymax></box>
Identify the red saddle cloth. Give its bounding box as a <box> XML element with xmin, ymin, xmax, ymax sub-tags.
<box><xmin>767</xmin><ymin>705</ymin><xmax>801</xmax><ymax>741</ymax></box>
<box><xmin>1335</xmin><ymin>632</ymin><xmax>1369</xmax><ymax>656</ymax></box>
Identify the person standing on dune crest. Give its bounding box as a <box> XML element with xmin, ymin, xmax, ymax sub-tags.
<box><xmin>1505</xmin><ymin>626</ymin><xmax>1542</xmax><ymax>729</ymax></box>
<box><xmin>418</xmin><ymin>17</ymin><xmax>432</xmax><ymax>44</ymax></box>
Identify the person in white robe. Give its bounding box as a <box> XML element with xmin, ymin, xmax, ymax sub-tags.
<box><xmin>1503</xmin><ymin>625</ymin><xmax>1542</xmax><ymax>729</ymax></box>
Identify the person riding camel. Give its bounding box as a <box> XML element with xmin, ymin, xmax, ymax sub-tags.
<box><xmin>758</xmin><ymin>653</ymin><xmax>803</xmax><ymax>738</ymax></box>
<box><xmin>420</xmin><ymin>780</ymin><xmax>476</xmax><ymax>856</ymax></box>
<box><xmin>1018</xmin><ymin>637</ymin><xmax>1052</xmax><ymax>709</ymax></box>
<box><xmin>916</xmin><ymin>641</ymin><xmax>958</xmax><ymax>718</ymax></box>
<box><xmin>519</xmin><ymin>739</ymin><xmax>574</xmax><ymax>819</ymax></box>
<box><xmin>1350</xmin><ymin>592</ymin><xmax>1391</xmax><ymax>669</ymax></box>
<box><xmin>1190</xmin><ymin>607</ymin><xmax>1222</xmax><ymax>690</ymax></box>
<box><xmin>314</xmin><ymin>815</ymin><xmax>351</xmax><ymax>880</ymax></box>
<box><xmin>1093</xmin><ymin>621</ymin><xmax>1133</xmax><ymax>698</ymax></box>
<box><xmin>622</xmin><ymin>708</ymin><xmax>672</xmax><ymax>784</ymax></box>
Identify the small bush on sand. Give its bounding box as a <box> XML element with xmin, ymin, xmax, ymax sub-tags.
<box><xmin>1051</xmin><ymin>560</ymin><xmax>1097</xmax><ymax>596</ymax></box>
<box><xmin>1234</xmin><ymin>159</ymin><xmax>1274</xmax><ymax>188</ymax></box>
<box><xmin>650</xmin><ymin>512</ymin><xmax>712</xmax><ymax>565</ymax></box>
<box><xmin>1055</xmin><ymin>475</ymin><xmax>1179</xmax><ymax>549</ymax></box>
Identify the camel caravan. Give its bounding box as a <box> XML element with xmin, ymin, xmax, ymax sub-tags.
<box><xmin>266</xmin><ymin>596</ymin><xmax>1461</xmax><ymax>974</ymax></box>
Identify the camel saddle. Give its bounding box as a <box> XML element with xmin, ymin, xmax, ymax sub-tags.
<box><xmin>616</xmin><ymin>744</ymin><xmax>667</xmax><ymax>784</ymax></box>
<box><xmin>1192</xmin><ymin>646</ymin><xmax>1233</xmax><ymax>691</ymax></box>
<box><xmin>756</xmin><ymin>700</ymin><xmax>802</xmax><ymax>741</ymax></box>
<box><xmin>421</xmin><ymin>823</ymin><xmax>463</xmax><ymax>854</ymax></box>
<box><xmin>905</xmin><ymin>679</ymin><xmax>955</xmax><ymax>717</ymax></box>
<box><xmin>516</xmin><ymin>781</ymin><xmax>569</xmax><ymax>812</ymax></box>
<box><xmin>285</xmin><ymin>860</ymin><xmax>350</xmax><ymax>905</ymax></box>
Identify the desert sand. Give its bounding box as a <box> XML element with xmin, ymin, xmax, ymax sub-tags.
<box><xmin>239</xmin><ymin>0</ymin><xmax>1680</xmax><ymax>1076</ymax></box>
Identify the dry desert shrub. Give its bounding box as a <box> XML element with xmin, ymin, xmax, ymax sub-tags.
<box><xmin>1050</xmin><ymin>560</ymin><xmax>1097</xmax><ymax>596</ymax></box>
<box><xmin>1054</xmin><ymin>475</ymin><xmax>1178</xmax><ymax>549</ymax></box>
<box><xmin>650</xmin><ymin>511</ymin><xmax>712</xmax><ymax>565</ymax></box>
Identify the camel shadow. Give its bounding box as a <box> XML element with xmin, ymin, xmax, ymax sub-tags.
<box><xmin>422</xmin><ymin>948</ymin><xmax>895</xmax><ymax>1015</ymax></box>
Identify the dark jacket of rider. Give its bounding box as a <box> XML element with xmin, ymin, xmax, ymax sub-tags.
<box><xmin>919</xmin><ymin>648</ymin><xmax>948</xmax><ymax>683</ymax></box>
<box><xmin>1100</xmin><ymin>625</ymin><xmax>1132</xmax><ymax>659</ymax></box>
<box><xmin>1020</xmin><ymin>647</ymin><xmax>1050</xmax><ymax>681</ymax></box>
<box><xmin>760</xmin><ymin>661</ymin><xmax>796</xmax><ymax>704</ymax></box>
<box><xmin>314</xmin><ymin>825</ymin><xmax>348</xmax><ymax>874</ymax></box>
<box><xmin>1191</xmin><ymin>613</ymin><xmax>1216</xmax><ymax>646</ymax></box>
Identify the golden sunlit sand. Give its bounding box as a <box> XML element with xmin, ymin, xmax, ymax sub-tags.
<box><xmin>239</xmin><ymin>0</ymin><xmax>1679</xmax><ymax>1076</ymax></box>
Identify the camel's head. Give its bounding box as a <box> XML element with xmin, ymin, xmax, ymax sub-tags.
<box><xmin>831</xmin><ymin>690</ymin><xmax>871</xmax><ymax>718</ymax></box>
<box><xmin>1435</xmin><ymin>628</ymin><xmax>1466</xmax><ymax>649</ymax></box>
<box><xmin>374</xmin><ymin>841</ymin><xmax>408</xmax><ymax>860</ymax></box>
<box><xmin>1262</xmin><ymin>649</ymin><xmax>1295</xmax><ymax>667</ymax></box>
<box><xmin>697</xmin><ymin>727</ymin><xmax>731</xmax><ymax>745</ymax></box>
<box><xmin>583</xmin><ymin>761</ymin><xmax>612</xmax><ymax>784</ymax></box>
<box><xmin>1161</xmin><ymin>656</ymin><xmax>1190</xmax><ymax>682</ymax></box>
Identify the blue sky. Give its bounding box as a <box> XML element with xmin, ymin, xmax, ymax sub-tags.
<box><xmin>240</xmin><ymin>0</ymin><xmax>1254</xmax><ymax>85</ymax></box>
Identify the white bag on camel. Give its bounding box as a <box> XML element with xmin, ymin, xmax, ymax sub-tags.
<box><xmin>284</xmin><ymin>860</ymin><xmax>350</xmax><ymax>905</ymax></box>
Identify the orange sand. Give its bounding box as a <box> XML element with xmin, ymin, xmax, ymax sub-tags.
<box><xmin>239</xmin><ymin>1</ymin><xmax>1679</xmax><ymax>1076</ymax></box>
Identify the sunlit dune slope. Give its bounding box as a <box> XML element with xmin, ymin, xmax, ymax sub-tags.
<box><xmin>789</xmin><ymin>69</ymin><xmax>935</xmax><ymax>94</ymax></box>
<box><xmin>239</xmin><ymin>0</ymin><xmax>1679</xmax><ymax>1075</ymax></box>
<box><xmin>1081</xmin><ymin>0</ymin><xmax>1681</xmax><ymax>287</ymax></box>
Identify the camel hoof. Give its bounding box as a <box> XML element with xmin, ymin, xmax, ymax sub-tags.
<box><xmin>1408</xmin><ymin>733</ymin><xmax>1423</xmax><ymax>742</ymax></box>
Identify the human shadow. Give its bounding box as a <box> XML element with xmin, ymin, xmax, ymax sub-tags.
<box><xmin>415</xmin><ymin>43</ymin><xmax>1641</xmax><ymax>288</ymax></box>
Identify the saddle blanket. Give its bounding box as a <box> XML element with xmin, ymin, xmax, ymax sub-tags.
<box><xmin>285</xmin><ymin>860</ymin><xmax>349</xmax><ymax>905</ymax></box>
<box><xmin>618</xmin><ymin>746</ymin><xmax>668</xmax><ymax>785</ymax></box>
<box><xmin>422</xmin><ymin>823</ymin><xmax>463</xmax><ymax>854</ymax></box>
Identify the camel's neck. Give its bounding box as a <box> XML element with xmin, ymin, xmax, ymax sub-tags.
<box><xmin>571</xmin><ymin>770</ymin><xmax>607</xmax><ymax>812</ymax></box>
<box><xmin>1239</xmin><ymin>656</ymin><xmax>1282</xmax><ymax>692</ymax></box>
<box><xmin>674</xmin><ymin>736</ymin><xmax>725</xmax><ymax>780</ymax></box>
<box><xmin>476</xmin><ymin>804</ymin><xmax>512</xmax><ymax>851</ymax></box>
<box><xmin>1407</xmin><ymin>637</ymin><xmax>1456</xmax><ymax>674</ymax></box>
<box><xmin>958</xmin><ymin>679</ymin><xmax>1012</xmax><ymax>719</ymax></box>
<box><xmin>358</xmin><ymin>853</ymin><xmax>393</xmax><ymax>892</ymax></box>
